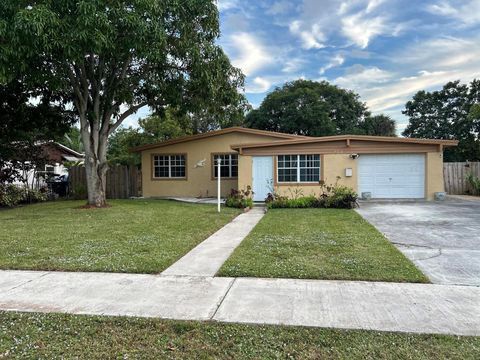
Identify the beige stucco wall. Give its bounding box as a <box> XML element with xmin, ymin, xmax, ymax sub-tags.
<box><xmin>323</xmin><ymin>154</ymin><xmax>358</xmax><ymax>189</ymax></box>
<box><xmin>239</xmin><ymin>152</ymin><xmax>445</xmax><ymax>200</ymax></box>
<box><xmin>272</xmin><ymin>154</ymin><xmax>358</xmax><ymax>197</ymax></box>
<box><xmin>141</xmin><ymin>132</ymin><xmax>284</xmax><ymax>198</ymax></box>
<box><xmin>237</xmin><ymin>155</ymin><xmax>253</xmax><ymax>191</ymax></box>
<box><xmin>426</xmin><ymin>151</ymin><xmax>444</xmax><ymax>200</ymax></box>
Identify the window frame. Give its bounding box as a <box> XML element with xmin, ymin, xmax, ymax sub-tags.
<box><xmin>44</xmin><ymin>164</ymin><xmax>55</xmax><ymax>174</ymax></box>
<box><xmin>151</xmin><ymin>153</ymin><xmax>187</xmax><ymax>180</ymax></box>
<box><xmin>212</xmin><ymin>153</ymin><xmax>238</xmax><ymax>179</ymax></box>
<box><xmin>276</xmin><ymin>154</ymin><xmax>321</xmax><ymax>184</ymax></box>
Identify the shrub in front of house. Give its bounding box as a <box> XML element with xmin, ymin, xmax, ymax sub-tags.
<box><xmin>325</xmin><ymin>186</ymin><xmax>359</xmax><ymax>209</ymax></box>
<box><xmin>225</xmin><ymin>186</ymin><xmax>254</xmax><ymax>209</ymax></box>
<box><xmin>466</xmin><ymin>172</ymin><xmax>480</xmax><ymax>196</ymax></box>
<box><xmin>265</xmin><ymin>194</ymin><xmax>318</xmax><ymax>208</ymax></box>
<box><xmin>265</xmin><ymin>184</ymin><xmax>358</xmax><ymax>209</ymax></box>
<box><xmin>0</xmin><ymin>184</ymin><xmax>47</xmax><ymax>207</ymax></box>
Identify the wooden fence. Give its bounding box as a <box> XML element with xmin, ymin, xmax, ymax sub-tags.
<box><xmin>443</xmin><ymin>162</ymin><xmax>480</xmax><ymax>195</ymax></box>
<box><xmin>69</xmin><ymin>165</ymin><xmax>141</xmax><ymax>199</ymax></box>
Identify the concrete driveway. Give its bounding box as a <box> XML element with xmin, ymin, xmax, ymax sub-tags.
<box><xmin>357</xmin><ymin>198</ymin><xmax>480</xmax><ymax>286</ymax></box>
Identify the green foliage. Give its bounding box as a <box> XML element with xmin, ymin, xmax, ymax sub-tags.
<box><xmin>466</xmin><ymin>172</ymin><xmax>480</xmax><ymax>196</ymax></box>
<box><xmin>403</xmin><ymin>80</ymin><xmax>480</xmax><ymax>161</ymax></box>
<box><xmin>266</xmin><ymin>184</ymin><xmax>358</xmax><ymax>209</ymax></box>
<box><xmin>0</xmin><ymin>184</ymin><xmax>25</xmax><ymax>207</ymax></box>
<box><xmin>0</xmin><ymin>0</ymin><xmax>248</xmax><ymax>204</ymax></box>
<box><xmin>0</xmin><ymin>184</ymin><xmax>47</xmax><ymax>207</ymax></box>
<box><xmin>266</xmin><ymin>195</ymin><xmax>318</xmax><ymax>209</ymax></box>
<box><xmin>107</xmin><ymin>109</ymin><xmax>193</xmax><ymax>166</ymax></box>
<box><xmin>24</xmin><ymin>187</ymin><xmax>48</xmax><ymax>204</ymax></box>
<box><xmin>325</xmin><ymin>186</ymin><xmax>359</xmax><ymax>209</ymax></box>
<box><xmin>58</xmin><ymin>127</ymin><xmax>84</xmax><ymax>154</ymax></box>
<box><xmin>245</xmin><ymin>79</ymin><xmax>395</xmax><ymax>136</ymax></box>
<box><xmin>225</xmin><ymin>186</ymin><xmax>254</xmax><ymax>209</ymax></box>
<box><xmin>70</xmin><ymin>184</ymin><xmax>88</xmax><ymax>200</ymax></box>
<box><xmin>361</xmin><ymin>115</ymin><xmax>397</xmax><ymax>136</ymax></box>
<box><xmin>107</xmin><ymin>127</ymin><xmax>145</xmax><ymax>167</ymax></box>
<box><xmin>139</xmin><ymin>110</ymin><xmax>193</xmax><ymax>142</ymax></box>
<box><xmin>0</xmin><ymin>81</ymin><xmax>74</xmax><ymax>183</ymax></box>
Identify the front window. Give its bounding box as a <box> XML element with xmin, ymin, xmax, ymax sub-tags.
<box><xmin>277</xmin><ymin>155</ymin><xmax>320</xmax><ymax>183</ymax></box>
<box><xmin>45</xmin><ymin>165</ymin><xmax>55</xmax><ymax>174</ymax></box>
<box><xmin>153</xmin><ymin>154</ymin><xmax>186</xmax><ymax>178</ymax></box>
<box><xmin>213</xmin><ymin>154</ymin><xmax>238</xmax><ymax>178</ymax></box>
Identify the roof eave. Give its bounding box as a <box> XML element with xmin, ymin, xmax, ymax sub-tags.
<box><xmin>129</xmin><ymin>127</ymin><xmax>308</xmax><ymax>153</ymax></box>
<box><xmin>231</xmin><ymin>136</ymin><xmax>459</xmax><ymax>150</ymax></box>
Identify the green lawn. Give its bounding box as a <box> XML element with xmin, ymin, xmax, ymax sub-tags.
<box><xmin>219</xmin><ymin>208</ymin><xmax>428</xmax><ymax>282</ymax></box>
<box><xmin>0</xmin><ymin>312</ymin><xmax>478</xmax><ymax>359</ymax></box>
<box><xmin>0</xmin><ymin>200</ymin><xmax>241</xmax><ymax>273</ymax></box>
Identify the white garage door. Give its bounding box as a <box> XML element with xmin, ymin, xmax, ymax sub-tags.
<box><xmin>358</xmin><ymin>154</ymin><xmax>425</xmax><ymax>199</ymax></box>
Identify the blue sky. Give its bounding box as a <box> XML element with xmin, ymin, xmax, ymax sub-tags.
<box><xmin>127</xmin><ymin>0</ymin><xmax>480</xmax><ymax>134</ymax></box>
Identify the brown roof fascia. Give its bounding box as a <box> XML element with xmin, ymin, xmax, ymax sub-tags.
<box><xmin>230</xmin><ymin>135</ymin><xmax>459</xmax><ymax>150</ymax></box>
<box><xmin>130</xmin><ymin>127</ymin><xmax>310</xmax><ymax>153</ymax></box>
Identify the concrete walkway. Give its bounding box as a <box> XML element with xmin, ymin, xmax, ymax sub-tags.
<box><xmin>161</xmin><ymin>207</ymin><xmax>265</xmax><ymax>277</ymax></box>
<box><xmin>0</xmin><ymin>270</ymin><xmax>479</xmax><ymax>336</ymax></box>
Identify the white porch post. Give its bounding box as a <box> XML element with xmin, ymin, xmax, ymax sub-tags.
<box><xmin>217</xmin><ymin>158</ymin><xmax>222</xmax><ymax>213</ymax></box>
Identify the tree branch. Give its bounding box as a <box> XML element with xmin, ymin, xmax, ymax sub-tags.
<box><xmin>108</xmin><ymin>102</ymin><xmax>147</xmax><ymax>135</ymax></box>
<box><xmin>73</xmin><ymin>62</ymin><xmax>90</xmax><ymax>107</ymax></box>
<box><xmin>67</xmin><ymin>65</ymin><xmax>85</xmax><ymax>111</ymax></box>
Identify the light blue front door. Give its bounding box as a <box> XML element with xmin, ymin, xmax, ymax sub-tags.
<box><xmin>252</xmin><ymin>156</ymin><xmax>273</xmax><ymax>201</ymax></box>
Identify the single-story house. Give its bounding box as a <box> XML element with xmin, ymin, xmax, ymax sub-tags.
<box><xmin>11</xmin><ymin>141</ymin><xmax>84</xmax><ymax>189</ymax></box>
<box><xmin>131</xmin><ymin>127</ymin><xmax>457</xmax><ymax>201</ymax></box>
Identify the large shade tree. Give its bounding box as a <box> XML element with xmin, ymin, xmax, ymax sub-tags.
<box><xmin>0</xmin><ymin>0</ymin><xmax>247</xmax><ymax>207</ymax></box>
<box><xmin>244</xmin><ymin>80</ymin><xmax>395</xmax><ymax>136</ymax></box>
<box><xmin>403</xmin><ymin>80</ymin><xmax>480</xmax><ymax>162</ymax></box>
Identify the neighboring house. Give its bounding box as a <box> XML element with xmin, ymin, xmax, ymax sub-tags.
<box><xmin>13</xmin><ymin>142</ymin><xmax>84</xmax><ymax>189</ymax></box>
<box><xmin>131</xmin><ymin>127</ymin><xmax>457</xmax><ymax>201</ymax></box>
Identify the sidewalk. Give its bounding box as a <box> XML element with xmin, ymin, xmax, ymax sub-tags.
<box><xmin>161</xmin><ymin>207</ymin><xmax>265</xmax><ymax>277</ymax></box>
<box><xmin>0</xmin><ymin>270</ymin><xmax>479</xmax><ymax>336</ymax></box>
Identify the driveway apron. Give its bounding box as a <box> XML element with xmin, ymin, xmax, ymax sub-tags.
<box><xmin>357</xmin><ymin>199</ymin><xmax>480</xmax><ymax>286</ymax></box>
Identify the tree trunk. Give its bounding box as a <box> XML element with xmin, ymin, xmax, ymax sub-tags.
<box><xmin>84</xmin><ymin>153</ymin><xmax>108</xmax><ymax>207</ymax></box>
<box><xmin>82</xmin><ymin>125</ymin><xmax>109</xmax><ymax>207</ymax></box>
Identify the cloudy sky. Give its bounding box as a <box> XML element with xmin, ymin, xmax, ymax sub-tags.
<box><xmin>127</xmin><ymin>0</ymin><xmax>480</xmax><ymax>134</ymax></box>
<box><xmin>217</xmin><ymin>0</ymin><xmax>480</xmax><ymax>133</ymax></box>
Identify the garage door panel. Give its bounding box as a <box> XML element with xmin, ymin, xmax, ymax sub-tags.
<box><xmin>358</xmin><ymin>154</ymin><xmax>425</xmax><ymax>199</ymax></box>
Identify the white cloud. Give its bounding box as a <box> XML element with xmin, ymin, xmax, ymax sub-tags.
<box><xmin>341</xmin><ymin>12</ymin><xmax>388</xmax><ymax>48</ymax></box>
<box><xmin>366</xmin><ymin>0</ymin><xmax>386</xmax><ymax>13</ymax></box>
<box><xmin>217</xmin><ymin>0</ymin><xmax>239</xmax><ymax>11</ymax></box>
<box><xmin>282</xmin><ymin>58</ymin><xmax>306</xmax><ymax>73</ymax></box>
<box><xmin>333</xmin><ymin>64</ymin><xmax>392</xmax><ymax>90</ymax></box>
<box><xmin>365</xmin><ymin>71</ymin><xmax>452</xmax><ymax>112</ymax></box>
<box><xmin>289</xmin><ymin>21</ymin><xmax>326</xmax><ymax>49</ymax></box>
<box><xmin>288</xmin><ymin>0</ymin><xmax>400</xmax><ymax>50</ymax></box>
<box><xmin>319</xmin><ymin>54</ymin><xmax>345</xmax><ymax>74</ymax></box>
<box><xmin>229</xmin><ymin>32</ymin><xmax>273</xmax><ymax>76</ymax></box>
<box><xmin>266</xmin><ymin>1</ymin><xmax>294</xmax><ymax>15</ymax></box>
<box><xmin>400</xmin><ymin>36</ymin><xmax>479</xmax><ymax>65</ymax></box>
<box><xmin>246</xmin><ymin>77</ymin><xmax>272</xmax><ymax>93</ymax></box>
<box><xmin>332</xmin><ymin>34</ymin><xmax>480</xmax><ymax>116</ymax></box>
<box><xmin>427</xmin><ymin>0</ymin><xmax>480</xmax><ymax>26</ymax></box>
